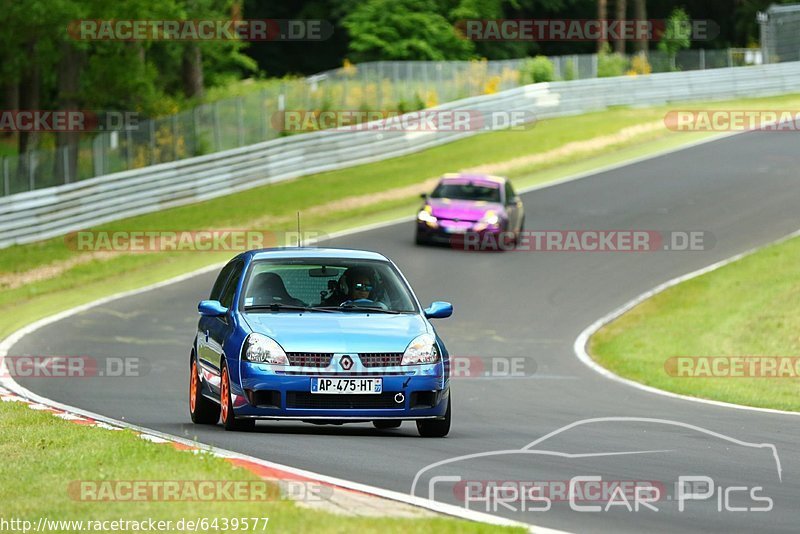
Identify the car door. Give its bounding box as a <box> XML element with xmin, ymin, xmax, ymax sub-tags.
<box><xmin>200</xmin><ymin>260</ymin><xmax>244</xmax><ymax>394</ymax></box>
<box><xmin>197</xmin><ymin>260</ymin><xmax>237</xmax><ymax>375</ymax></box>
<box><xmin>504</xmin><ymin>181</ymin><xmax>523</xmax><ymax>231</ymax></box>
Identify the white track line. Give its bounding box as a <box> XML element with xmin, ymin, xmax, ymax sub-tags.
<box><xmin>0</xmin><ymin>375</ymin><xmax>543</xmax><ymax>532</ymax></box>
<box><xmin>574</xmin><ymin>228</ymin><xmax>800</xmax><ymax>418</ymax></box>
<box><xmin>0</xmin><ymin>125</ymin><xmax>766</xmax><ymax>532</ymax></box>
<box><xmin>0</xmin><ymin>240</ymin><xmax>551</xmax><ymax>532</ymax></box>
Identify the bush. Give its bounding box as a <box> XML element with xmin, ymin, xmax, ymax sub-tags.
<box><xmin>396</xmin><ymin>93</ymin><xmax>425</xmax><ymax>114</ymax></box>
<box><xmin>563</xmin><ymin>59</ymin><xmax>577</xmax><ymax>81</ymax></box>
<box><xmin>483</xmin><ymin>75</ymin><xmax>501</xmax><ymax>94</ymax></box>
<box><xmin>194</xmin><ymin>133</ymin><xmax>212</xmax><ymax>156</ymax></box>
<box><xmin>521</xmin><ymin>56</ymin><xmax>555</xmax><ymax>84</ymax></box>
<box><xmin>626</xmin><ymin>53</ymin><xmax>653</xmax><ymax>76</ymax></box>
<box><xmin>597</xmin><ymin>44</ymin><xmax>629</xmax><ymax>78</ymax></box>
<box><xmin>423</xmin><ymin>90</ymin><xmax>439</xmax><ymax>108</ymax></box>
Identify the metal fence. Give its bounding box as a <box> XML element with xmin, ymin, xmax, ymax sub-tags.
<box><xmin>2</xmin><ymin>61</ymin><xmax>799</xmax><ymax>249</ymax></box>
<box><xmin>759</xmin><ymin>3</ymin><xmax>800</xmax><ymax>64</ymax></box>
<box><xmin>0</xmin><ymin>48</ymin><xmax>769</xmax><ymax>198</ymax></box>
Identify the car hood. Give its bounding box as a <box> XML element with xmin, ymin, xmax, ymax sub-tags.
<box><xmin>427</xmin><ymin>198</ymin><xmax>505</xmax><ymax>222</ymax></box>
<box><xmin>242</xmin><ymin>312</ymin><xmax>430</xmax><ymax>353</ymax></box>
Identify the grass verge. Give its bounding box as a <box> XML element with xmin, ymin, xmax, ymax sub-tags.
<box><xmin>6</xmin><ymin>92</ymin><xmax>800</xmax><ymax>345</ymax></box>
<box><xmin>590</xmin><ymin>234</ymin><xmax>800</xmax><ymax>412</ymax></box>
<box><xmin>0</xmin><ymin>401</ymin><xmax>520</xmax><ymax>533</ymax></box>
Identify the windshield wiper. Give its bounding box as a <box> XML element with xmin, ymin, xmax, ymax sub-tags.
<box><xmin>244</xmin><ymin>304</ymin><xmax>335</xmax><ymax>313</ymax></box>
<box><xmin>315</xmin><ymin>304</ymin><xmax>403</xmax><ymax>314</ymax></box>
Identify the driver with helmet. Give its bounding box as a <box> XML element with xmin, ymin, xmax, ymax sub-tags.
<box><xmin>321</xmin><ymin>266</ymin><xmax>378</xmax><ymax>307</ymax></box>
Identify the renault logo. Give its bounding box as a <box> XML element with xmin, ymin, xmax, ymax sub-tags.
<box><xmin>339</xmin><ymin>355</ymin><xmax>353</xmax><ymax>370</ymax></box>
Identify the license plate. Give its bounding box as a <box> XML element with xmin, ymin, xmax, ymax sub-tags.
<box><xmin>444</xmin><ymin>226</ymin><xmax>466</xmax><ymax>234</ymax></box>
<box><xmin>311</xmin><ymin>377</ymin><xmax>382</xmax><ymax>394</ymax></box>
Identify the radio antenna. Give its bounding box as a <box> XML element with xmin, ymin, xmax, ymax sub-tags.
<box><xmin>296</xmin><ymin>212</ymin><xmax>302</xmax><ymax>247</ymax></box>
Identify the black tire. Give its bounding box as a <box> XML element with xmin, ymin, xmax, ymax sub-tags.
<box><xmin>515</xmin><ymin>216</ymin><xmax>526</xmax><ymax>245</ymax></box>
<box><xmin>189</xmin><ymin>357</ymin><xmax>220</xmax><ymax>424</ymax></box>
<box><xmin>498</xmin><ymin>222</ymin><xmax>515</xmax><ymax>251</ymax></box>
<box><xmin>220</xmin><ymin>362</ymin><xmax>255</xmax><ymax>431</ymax></box>
<box><xmin>415</xmin><ymin>232</ymin><xmax>427</xmax><ymax>246</ymax></box>
<box><xmin>373</xmin><ymin>419</ymin><xmax>402</xmax><ymax>429</ymax></box>
<box><xmin>416</xmin><ymin>396</ymin><xmax>451</xmax><ymax>437</ymax></box>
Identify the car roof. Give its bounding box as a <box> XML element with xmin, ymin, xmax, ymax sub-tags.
<box><xmin>246</xmin><ymin>247</ymin><xmax>390</xmax><ymax>262</ymax></box>
<box><xmin>440</xmin><ymin>172</ymin><xmax>507</xmax><ymax>184</ymax></box>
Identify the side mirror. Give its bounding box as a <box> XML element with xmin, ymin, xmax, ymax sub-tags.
<box><xmin>424</xmin><ymin>301</ymin><xmax>453</xmax><ymax>319</ymax></box>
<box><xmin>507</xmin><ymin>196</ymin><xmax>520</xmax><ymax>205</ymax></box>
<box><xmin>198</xmin><ymin>300</ymin><xmax>228</xmax><ymax>317</ymax></box>
<box><xmin>419</xmin><ymin>193</ymin><xmax>428</xmax><ymax>199</ymax></box>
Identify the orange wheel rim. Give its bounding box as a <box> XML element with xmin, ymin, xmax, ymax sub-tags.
<box><xmin>221</xmin><ymin>368</ymin><xmax>229</xmax><ymax>422</ymax></box>
<box><xmin>189</xmin><ymin>362</ymin><xmax>198</xmax><ymax>412</ymax></box>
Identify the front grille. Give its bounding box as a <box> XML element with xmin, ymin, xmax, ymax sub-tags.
<box><xmin>358</xmin><ymin>353</ymin><xmax>403</xmax><ymax>367</ymax></box>
<box><xmin>286</xmin><ymin>391</ymin><xmax>403</xmax><ymax>409</ymax></box>
<box><xmin>439</xmin><ymin>216</ymin><xmax>480</xmax><ymax>223</ymax></box>
<box><xmin>285</xmin><ymin>353</ymin><xmax>404</xmax><ymax>368</ymax></box>
<box><xmin>286</xmin><ymin>353</ymin><xmax>332</xmax><ymax>367</ymax></box>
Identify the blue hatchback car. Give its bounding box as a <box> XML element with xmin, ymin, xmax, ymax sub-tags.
<box><xmin>189</xmin><ymin>248</ymin><xmax>453</xmax><ymax>437</ymax></box>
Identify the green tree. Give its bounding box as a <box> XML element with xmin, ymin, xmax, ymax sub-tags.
<box><xmin>633</xmin><ymin>0</ymin><xmax>646</xmax><ymax>54</ymax></box>
<box><xmin>344</xmin><ymin>0</ymin><xmax>474</xmax><ymax>61</ymax></box>
<box><xmin>0</xmin><ymin>0</ymin><xmax>256</xmax><ymax>182</ymax></box>
<box><xmin>597</xmin><ymin>0</ymin><xmax>608</xmax><ymax>52</ymax></box>
<box><xmin>658</xmin><ymin>8</ymin><xmax>692</xmax><ymax>71</ymax></box>
<box><xmin>614</xmin><ymin>0</ymin><xmax>627</xmax><ymax>54</ymax></box>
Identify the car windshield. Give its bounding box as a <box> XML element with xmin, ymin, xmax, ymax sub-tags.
<box><xmin>430</xmin><ymin>180</ymin><xmax>501</xmax><ymax>203</ymax></box>
<box><xmin>241</xmin><ymin>258</ymin><xmax>417</xmax><ymax>313</ymax></box>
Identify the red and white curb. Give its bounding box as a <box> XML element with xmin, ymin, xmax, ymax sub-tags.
<box><xmin>0</xmin><ymin>378</ymin><xmax>557</xmax><ymax>530</ymax></box>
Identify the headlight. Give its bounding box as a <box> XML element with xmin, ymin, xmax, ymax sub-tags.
<box><xmin>479</xmin><ymin>210</ymin><xmax>499</xmax><ymax>226</ymax></box>
<box><xmin>401</xmin><ymin>333</ymin><xmax>439</xmax><ymax>365</ymax></box>
<box><xmin>417</xmin><ymin>206</ymin><xmax>437</xmax><ymax>224</ymax></box>
<box><xmin>243</xmin><ymin>333</ymin><xmax>288</xmax><ymax>365</ymax></box>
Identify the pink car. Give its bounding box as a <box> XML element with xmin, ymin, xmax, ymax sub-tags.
<box><xmin>416</xmin><ymin>173</ymin><xmax>525</xmax><ymax>249</ymax></box>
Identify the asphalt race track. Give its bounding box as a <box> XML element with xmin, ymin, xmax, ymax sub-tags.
<box><xmin>12</xmin><ymin>130</ymin><xmax>800</xmax><ymax>533</ymax></box>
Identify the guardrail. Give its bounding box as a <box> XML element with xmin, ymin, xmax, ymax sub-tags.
<box><xmin>1</xmin><ymin>50</ymin><xmax>758</xmax><ymax>197</ymax></box>
<box><xmin>2</xmin><ymin>61</ymin><xmax>799</xmax><ymax>249</ymax></box>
